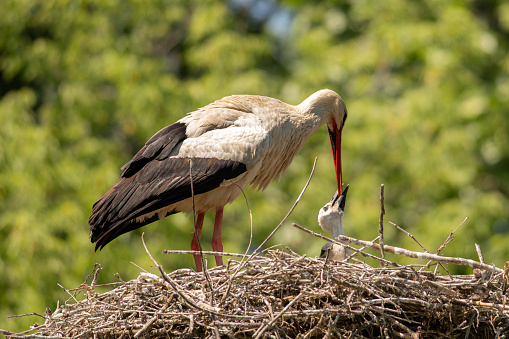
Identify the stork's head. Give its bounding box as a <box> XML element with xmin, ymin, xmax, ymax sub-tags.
<box><xmin>299</xmin><ymin>89</ymin><xmax>347</xmax><ymax>194</ymax></box>
<box><xmin>318</xmin><ymin>185</ymin><xmax>349</xmax><ymax>237</ymax></box>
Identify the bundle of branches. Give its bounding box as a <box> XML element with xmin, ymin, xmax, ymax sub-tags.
<box><xmin>3</xmin><ymin>240</ymin><xmax>509</xmax><ymax>339</ymax></box>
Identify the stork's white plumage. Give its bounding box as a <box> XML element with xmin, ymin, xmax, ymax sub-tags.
<box><xmin>319</xmin><ymin>185</ymin><xmax>351</xmax><ymax>261</ymax></box>
<box><xmin>89</xmin><ymin>89</ymin><xmax>348</xmax><ymax>271</ymax></box>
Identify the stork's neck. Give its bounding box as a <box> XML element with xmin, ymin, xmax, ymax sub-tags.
<box><xmin>296</xmin><ymin>97</ymin><xmax>330</xmax><ymax>129</ymax></box>
<box><xmin>332</xmin><ymin>215</ymin><xmax>345</xmax><ymax>239</ymax></box>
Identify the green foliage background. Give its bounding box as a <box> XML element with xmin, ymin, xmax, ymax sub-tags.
<box><xmin>1</xmin><ymin>0</ymin><xmax>509</xmax><ymax>332</ymax></box>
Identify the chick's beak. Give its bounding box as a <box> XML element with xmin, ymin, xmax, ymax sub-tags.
<box><xmin>330</xmin><ymin>184</ymin><xmax>349</xmax><ymax>211</ymax></box>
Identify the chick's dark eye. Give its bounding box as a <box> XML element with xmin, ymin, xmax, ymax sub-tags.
<box><xmin>322</xmin><ymin>206</ymin><xmax>328</xmax><ymax>212</ymax></box>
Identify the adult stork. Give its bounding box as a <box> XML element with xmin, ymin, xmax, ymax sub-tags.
<box><xmin>319</xmin><ymin>185</ymin><xmax>350</xmax><ymax>261</ymax></box>
<box><xmin>89</xmin><ymin>89</ymin><xmax>348</xmax><ymax>271</ymax></box>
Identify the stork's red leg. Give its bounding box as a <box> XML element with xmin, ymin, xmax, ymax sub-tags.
<box><xmin>191</xmin><ymin>212</ymin><xmax>206</xmax><ymax>272</ymax></box>
<box><xmin>211</xmin><ymin>207</ymin><xmax>224</xmax><ymax>266</ymax></box>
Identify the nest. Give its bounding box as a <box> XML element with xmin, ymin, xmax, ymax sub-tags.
<box><xmin>4</xmin><ymin>243</ymin><xmax>509</xmax><ymax>339</ymax></box>
<box><xmin>3</xmin><ymin>177</ymin><xmax>509</xmax><ymax>338</ymax></box>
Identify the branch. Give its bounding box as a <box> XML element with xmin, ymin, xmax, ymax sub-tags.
<box><xmin>379</xmin><ymin>184</ymin><xmax>385</xmax><ymax>263</ymax></box>
<box><xmin>332</xmin><ymin>234</ymin><xmax>502</xmax><ymax>274</ymax></box>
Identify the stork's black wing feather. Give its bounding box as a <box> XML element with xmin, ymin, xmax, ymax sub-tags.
<box><xmin>120</xmin><ymin>122</ymin><xmax>187</xmax><ymax>177</ymax></box>
<box><xmin>88</xmin><ymin>122</ymin><xmax>247</xmax><ymax>250</ymax></box>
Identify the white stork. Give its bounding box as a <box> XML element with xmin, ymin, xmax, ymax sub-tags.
<box><xmin>319</xmin><ymin>185</ymin><xmax>351</xmax><ymax>261</ymax></box>
<box><xmin>89</xmin><ymin>89</ymin><xmax>348</xmax><ymax>271</ymax></box>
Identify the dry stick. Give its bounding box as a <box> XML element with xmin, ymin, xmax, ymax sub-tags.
<box><xmin>389</xmin><ymin>221</ymin><xmax>451</xmax><ymax>277</ymax></box>
<box><xmin>163</xmin><ymin>250</ymin><xmax>249</xmax><ymax>259</ymax></box>
<box><xmin>0</xmin><ymin>331</ymin><xmax>69</xmax><ymax>339</ymax></box>
<box><xmin>91</xmin><ymin>263</ymin><xmax>102</xmax><ymax>288</ymax></box>
<box><xmin>83</xmin><ymin>263</ymin><xmax>101</xmax><ymax>285</ymax></box>
<box><xmin>379</xmin><ymin>184</ymin><xmax>385</xmax><ymax>264</ymax></box>
<box><xmin>57</xmin><ymin>283</ymin><xmax>79</xmax><ymax>303</ymax></box>
<box><xmin>133</xmin><ymin>304</ymin><xmax>169</xmax><ymax>338</ymax></box>
<box><xmin>333</xmin><ymin>233</ymin><xmax>502</xmax><ymax>274</ymax></box>
<box><xmin>389</xmin><ymin>221</ymin><xmax>427</xmax><ymax>252</ymax></box>
<box><xmin>503</xmin><ymin>261</ymin><xmax>509</xmax><ymax>295</ymax></box>
<box><xmin>232</xmin><ymin>182</ymin><xmax>255</xmax><ymax>265</ymax></box>
<box><xmin>475</xmin><ymin>244</ymin><xmax>485</xmax><ymax>264</ymax></box>
<box><xmin>189</xmin><ymin>160</ymin><xmax>216</xmax><ymax>303</ymax></box>
<box><xmin>424</xmin><ymin>217</ymin><xmax>469</xmax><ymax>274</ymax></box>
<box><xmin>437</xmin><ymin>217</ymin><xmax>469</xmax><ymax>255</ymax></box>
<box><xmin>143</xmin><ymin>233</ymin><xmax>220</xmax><ymax>314</ymax></box>
<box><xmin>188</xmin><ymin>160</ymin><xmax>205</xmax><ymax>273</ymax></box>
<box><xmin>253</xmin><ymin>292</ymin><xmax>304</xmax><ymax>339</ymax></box>
<box><xmin>238</xmin><ymin>157</ymin><xmax>318</xmax><ymax>271</ymax></box>
<box><xmin>344</xmin><ymin>235</ymin><xmax>380</xmax><ymax>263</ymax></box>
<box><xmin>219</xmin><ymin>184</ymin><xmax>255</xmax><ymax>306</ymax></box>
<box><xmin>292</xmin><ymin>222</ymin><xmax>503</xmax><ymax>274</ymax></box>
<box><xmin>142</xmin><ymin>233</ymin><xmax>265</xmax><ymax>320</ymax></box>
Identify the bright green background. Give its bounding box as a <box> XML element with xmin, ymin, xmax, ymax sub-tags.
<box><xmin>2</xmin><ymin>0</ymin><xmax>509</xmax><ymax>332</ymax></box>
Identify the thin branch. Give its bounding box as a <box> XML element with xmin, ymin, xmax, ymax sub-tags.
<box><xmin>420</xmin><ymin>217</ymin><xmax>469</xmax><ymax>272</ymax></box>
<box><xmin>345</xmin><ymin>235</ymin><xmax>380</xmax><ymax>262</ymax></box>
<box><xmin>162</xmin><ymin>250</ymin><xmax>251</xmax><ymax>259</ymax></box>
<box><xmin>389</xmin><ymin>221</ymin><xmax>451</xmax><ymax>277</ymax></box>
<box><xmin>253</xmin><ymin>292</ymin><xmax>304</xmax><ymax>339</ymax></box>
<box><xmin>330</xmin><ymin>233</ymin><xmax>502</xmax><ymax>274</ymax></box>
<box><xmin>436</xmin><ymin>217</ymin><xmax>469</xmax><ymax>255</ymax></box>
<box><xmin>389</xmin><ymin>221</ymin><xmax>427</xmax><ymax>252</ymax></box>
<box><xmin>475</xmin><ymin>243</ymin><xmax>485</xmax><ymax>264</ymax></box>
<box><xmin>189</xmin><ymin>159</ymin><xmax>205</xmax><ymax>273</ymax></box>
<box><xmin>240</xmin><ymin>157</ymin><xmax>318</xmax><ymax>270</ymax></box>
<box><xmin>503</xmin><ymin>261</ymin><xmax>509</xmax><ymax>294</ymax></box>
<box><xmin>379</xmin><ymin>184</ymin><xmax>385</xmax><ymax>264</ymax></box>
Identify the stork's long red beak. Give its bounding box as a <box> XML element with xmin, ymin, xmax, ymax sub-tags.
<box><xmin>329</xmin><ymin>125</ymin><xmax>343</xmax><ymax>195</ymax></box>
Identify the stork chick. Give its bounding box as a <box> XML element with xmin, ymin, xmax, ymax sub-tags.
<box><xmin>318</xmin><ymin>185</ymin><xmax>350</xmax><ymax>261</ymax></box>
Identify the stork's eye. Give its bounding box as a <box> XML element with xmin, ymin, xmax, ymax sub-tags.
<box><xmin>322</xmin><ymin>206</ymin><xmax>328</xmax><ymax>212</ymax></box>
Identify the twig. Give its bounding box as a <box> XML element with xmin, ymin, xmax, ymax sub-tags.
<box><xmin>253</xmin><ymin>292</ymin><xmax>304</xmax><ymax>339</ymax></box>
<box><xmin>421</xmin><ymin>217</ymin><xmax>468</xmax><ymax>273</ymax></box>
<box><xmin>475</xmin><ymin>244</ymin><xmax>485</xmax><ymax>264</ymax></box>
<box><xmin>389</xmin><ymin>221</ymin><xmax>426</xmax><ymax>252</ymax></box>
<box><xmin>143</xmin><ymin>233</ymin><xmax>267</xmax><ymax>320</ymax></box>
<box><xmin>6</xmin><ymin>313</ymin><xmax>47</xmax><ymax>320</ymax></box>
<box><xmin>163</xmin><ymin>250</ymin><xmax>252</xmax><ymax>259</ymax></box>
<box><xmin>189</xmin><ymin>160</ymin><xmax>216</xmax><ymax>302</ymax></box>
<box><xmin>142</xmin><ymin>233</ymin><xmax>221</xmax><ymax>314</ymax></box>
<box><xmin>239</xmin><ymin>157</ymin><xmax>318</xmax><ymax>270</ymax></box>
<box><xmin>436</xmin><ymin>217</ymin><xmax>469</xmax><ymax>255</ymax></box>
<box><xmin>133</xmin><ymin>304</ymin><xmax>169</xmax><ymax>338</ymax></box>
<box><xmin>345</xmin><ymin>236</ymin><xmax>380</xmax><ymax>262</ymax></box>
<box><xmin>0</xmin><ymin>331</ymin><xmax>70</xmax><ymax>339</ymax></box>
<box><xmin>503</xmin><ymin>261</ymin><xmax>509</xmax><ymax>294</ymax></box>
<box><xmin>83</xmin><ymin>263</ymin><xmax>100</xmax><ymax>285</ymax></box>
<box><xmin>328</xmin><ymin>233</ymin><xmax>503</xmax><ymax>274</ymax></box>
<box><xmin>57</xmin><ymin>283</ymin><xmax>78</xmax><ymax>303</ymax></box>
<box><xmin>130</xmin><ymin>261</ymin><xmax>149</xmax><ymax>273</ymax></box>
<box><xmin>379</xmin><ymin>184</ymin><xmax>385</xmax><ymax>264</ymax></box>
<box><xmin>389</xmin><ymin>221</ymin><xmax>451</xmax><ymax>277</ymax></box>
<box><xmin>91</xmin><ymin>263</ymin><xmax>102</xmax><ymax>288</ymax></box>
<box><xmin>219</xmin><ymin>184</ymin><xmax>254</xmax><ymax>306</ymax></box>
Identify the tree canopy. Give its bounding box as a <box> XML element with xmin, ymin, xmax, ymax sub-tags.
<box><xmin>1</xmin><ymin>0</ymin><xmax>508</xmax><ymax>332</ymax></box>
